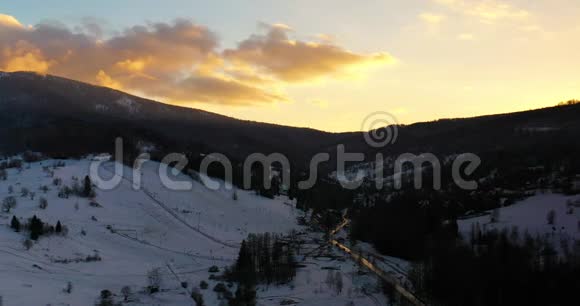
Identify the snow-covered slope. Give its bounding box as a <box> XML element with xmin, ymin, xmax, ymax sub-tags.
<box><xmin>458</xmin><ymin>193</ymin><xmax>580</xmax><ymax>250</ymax></box>
<box><xmin>0</xmin><ymin>158</ymin><xmax>298</xmax><ymax>305</ymax></box>
<box><xmin>0</xmin><ymin>158</ymin><xmax>387</xmax><ymax>306</ymax></box>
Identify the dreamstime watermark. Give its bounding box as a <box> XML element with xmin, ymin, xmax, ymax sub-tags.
<box><xmin>89</xmin><ymin>112</ymin><xmax>482</xmax><ymax>192</ymax></box>
<box><xmin>362</xmin><ymin>111</ymin><xmax>399</xmax><ymax>148</ymax></box>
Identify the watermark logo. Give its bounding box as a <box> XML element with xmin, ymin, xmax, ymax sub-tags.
<box><xmin>362</xmin><ymin>111</ymin><xmax>399</xmax><ymax>148</ymax></box>
<box><xmin>88</xmin><ymin>111</ymin><xmax>482</xmax><ymax>192</ymax></box>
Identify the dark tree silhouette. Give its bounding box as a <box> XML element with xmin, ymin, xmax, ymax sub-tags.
<box><xmin>10</xmin><ymin>216</ymin><xmax>20</xmax><ymax>232</ymax></box>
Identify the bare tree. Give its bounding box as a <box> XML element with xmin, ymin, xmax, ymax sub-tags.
<box><xmin>334</xmin><ymin>272</ymin><xmax>343</xmax><ymax>295</ymax></box>
<box><xmin>121</xmin><ymin>286</ymin><xmax>132</xmax><ymax>302</ymax></box>
<box><xmin>325</xmin><ymin>270</ymin><xmax>335</xmax><ymax>291</ymax></box>
<box><xmin>2</xmin><ymin>196</ymin><xmax>17</xmax><ymax>213</ymax></box>
<box><xmin>23</xmin><ymin>239</ymin><xmax>33</xmax><ymax>250</ymax></box>
<box><xmin>566</xmin><ymin>200</ymin><xmax>574</xmax><ymax>215</ymax></box>
<box><xmin>39</xmin><ymin>197</ymin><xmax>48</xmax><ymax>209</ymax></box>
<box><xmin>147</xmin><ymin>268</ymin><xmax>163</xmax><ymax>294</ymax></box>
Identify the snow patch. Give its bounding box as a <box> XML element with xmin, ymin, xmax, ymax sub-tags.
<box><xmin>115</xmin><ymin>96</ymin><xmax>140</xmax><ymax>114</ymax></box>
<box><xmin>95</xmin><ymin>104</ymin><xmax>108</xmax><ymax>112</ymax></box>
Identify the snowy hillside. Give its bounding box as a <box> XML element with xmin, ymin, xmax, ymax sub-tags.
<box><xmin>0</xmin><ymin>158</ymin><xmax>388</xmax><ymax>306</ymax></box>
<box><xmin>458</xmin><ymin>193</ymin><xmax>580</xmax><ymax>251</ymax></box>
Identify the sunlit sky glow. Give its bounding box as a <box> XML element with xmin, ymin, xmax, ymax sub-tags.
<box><xmin>1</xmin><ymin>0</ymin><xmax>579</xmax><ymax>132</ymax></box>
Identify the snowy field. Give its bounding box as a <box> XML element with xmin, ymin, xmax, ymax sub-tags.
<box><xmin>0</xmin><ymin>158</ymin><xmax>387</xmax><ymax>305</ymax></box>
<box><xmin>458</xmin><ymin>193</ymin><xmax>580</xmax><ymax>250</ymax></box>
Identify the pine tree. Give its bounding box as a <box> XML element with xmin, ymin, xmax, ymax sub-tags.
<box><xmin>10</xmin><ymin>216</ymin><xmax>20</xmax><ymax>232</ymax></box>
<box><xmin>83</xmin><ymin>175</ymin><xmax>93</xmax><ymax>197</ymax></box>
<box><xmin>232</xmin><ymin>284</ymin><xmax>257</xmax><ymax>306</ymax></box>
<box><xmin>98</xmin><ymin>290</ymin><xmax>114</xmax><ymax>306</ymax></box>
<box><xmin>334</xmin><ymin>272</ymin><xmax>343</xmax><ymax>295</ymax></box>
<box><xmin>235</xmin><ymin>240</ymin><xmax>255</xmax><ymax>286</ymax></box>
<box><xmin>55</xmin><ymin>220</ymin><xmax>62</xmax><ymax>233</ymax></box>
<box><xmin>271</xmin><ymin>239</ymin><xmax>283</xmax><ymax>283</ymax></box>
<box><xmin>29</xmin><ymin>215</ymin><xmax>44</xmax><ymax>240</ymax></box>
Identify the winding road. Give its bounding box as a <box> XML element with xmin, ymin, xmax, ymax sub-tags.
<box><xmin>329</xmin><ymin>218</ymin><xmax>426</xmax><ymax>306</ymax></box>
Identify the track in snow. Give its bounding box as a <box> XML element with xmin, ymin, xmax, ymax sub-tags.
<box><xmin>102</xmin><ymin>163</ymin><xmax>239</xmax><ymax>249</ymax></box>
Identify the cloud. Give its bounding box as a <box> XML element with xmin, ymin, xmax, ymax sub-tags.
<box><xmin>1</xmin><ymin>41</ymin><xmax>52</xmax><ymax>73</ymax></box>
<box><xmin>136</xmin><ymin>75</ymin><xmax>288</xmax><ymax>106</ymax></box>
<box><xmin>224</xmin><ymin>24</ymin><xmax>395</xmax><ymax>82</ymax></box>
<box><xmin>419</xmin><ymin>13</ymin><xmax>446</xmax><ymax>25</ymax></box>
<box><xmin>0</xmin><ymin>17</ymin><xmax>282</xmax><ymax>105</ymax></box>
<box><xmin>433</xmin><ymin>0</ymin><xmax>530</xmax><ymax>23</ymax></box>
<box><xmin>0</xmin><ymin>15</ymin><xmax>393</xmax><ymax>106</ymax></box>
<box><xmin>0</xmin><ymin>14</ymin><xmax>23</xmax><ymax>28</ymax></box>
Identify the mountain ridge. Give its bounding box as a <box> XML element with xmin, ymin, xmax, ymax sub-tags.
<box><xmin>2</xmin><ymin>70</ymin><xmax>580</xmax><ymax>171</ymax></box>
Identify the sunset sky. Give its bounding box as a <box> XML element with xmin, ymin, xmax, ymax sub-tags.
<box><xmin>1</xmin><ymin>0</ymin><xmax>579</xmax><ymax>132</ymax></box>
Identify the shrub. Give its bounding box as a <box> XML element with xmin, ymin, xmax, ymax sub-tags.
<box><xmin>39</xmin><ymin>197</ymin><xmax>48</xmax><ymax>209</ymax></box>
<box><xmin>191</xmin><ymin>289</ymin><xmax>205</xmax><ymax>306</ymax></box>
<box><xmin>213</xmin><ymin>282</ymin><xmax>227</xmax><ymax>293</ymax></box>
<box><xmin>23</xmin><ymin>239</ymin><xmax>33</xmax><ymax>250</ymax></box>
<box><xmin>200</xmin><ymin>280</ymin><xmax>209</xmax><ymax>289</ymax></box>
<box><xmin>20</xmin><ymin>187</ymin><xmax>29</xmax><ymax>198</ymax></box>
<box><xmin>39</xmin><ymin>185</ymin><xmax>49</xmax><ymax>193</ymax></box>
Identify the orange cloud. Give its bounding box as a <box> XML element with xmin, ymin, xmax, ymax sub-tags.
<box><xmin>224</xmin><ymin>24</ymin><xmax>395</xmax><ymax>82</ymax></box>
<box><xmin>1</xmin><ymin>41</ymin><xmax>52</xmax><ymax>73</ymax></box>
<box><xmin>96</xmin><ymin>70</ymin><xmax>122</xmax><ymax>89</ymax></box>
<box><xmin>146</xmin><ymin>76</ymin><xmax>288</xmax><ymax>105</ymax></box>
<box><xmin>0</xmin><ymin>15</ymin><xmax>392</xmax><ymax>106</ymax></box>
<box><xmin>0</xmin><ymin>14</ymin><xmax>23</xmax><ymax>28</ymax></box>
